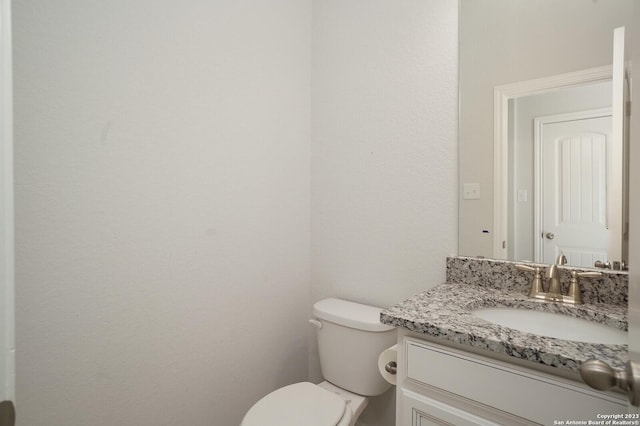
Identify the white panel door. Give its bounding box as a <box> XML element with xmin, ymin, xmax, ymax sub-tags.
<box><xmin>539</xmin><ymin>113</ymin><xmax>612</xmax><ymax>267</ymax></box>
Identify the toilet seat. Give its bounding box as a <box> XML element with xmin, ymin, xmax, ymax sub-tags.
<box><xmin>241</xmin><ymin>382</ymin><xmax>352</xmax><ymax>426</ymax></box>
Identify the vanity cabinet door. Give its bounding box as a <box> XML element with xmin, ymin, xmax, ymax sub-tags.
<box><xmin>401</xmin><ymin>388</ymin><xmax>498</xmax><ymax>426</ymax></box>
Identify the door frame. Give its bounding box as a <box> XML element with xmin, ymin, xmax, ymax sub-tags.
<box><xmin>493</xmin><ymin>65</ymin><xmax>612</xmax><ymax>259</ymax></box>
<box><xmin>0</xmin><ymin>0</ymin><xmax>14</xmax><ymax>403</ymax></box>
<box><xmin>627</xmin><ymin>12</ymin><xmax>640</xmax><ymax>396</ymax></box>
<box><xmin>532</xmin><ymin>108</ymin><xmax>612</xmax><ymax>264</ymax></box>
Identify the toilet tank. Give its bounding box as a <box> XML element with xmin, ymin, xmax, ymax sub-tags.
<box><xmin>313</xmin><ymin>298</ymin><xmax>396</xmax><ymax>396</ymax></box>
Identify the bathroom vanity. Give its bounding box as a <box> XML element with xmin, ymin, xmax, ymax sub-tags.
<box><xmin>381</xmin><ymin>257</ymin><xmax>630</xmax><ymax>425</ymax></box>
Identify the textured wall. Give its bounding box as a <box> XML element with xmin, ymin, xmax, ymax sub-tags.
<box><xmin>13</xmin><ymin>1</ymin><xmax>460</xmax><ymax>425</ymax></box>
<box><xmin>310</xmin><ymin>1</ymin><xmax>458</xmax><ymax>424</ymax></box>
<box><xmin>13</xmin><ymin>1</ymin><xmax>311</xmax><ymax>425</ymax></box>
<box><xmin>311</xmin><ymin>0</ymin><xmax>458</xmax><ymax>308</ymax></box>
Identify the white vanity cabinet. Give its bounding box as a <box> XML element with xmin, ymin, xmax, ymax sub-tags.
<box><xmin>396</xmin><ymin>332</ymin><xmax>627</xmax><ymax>425</ymax></box>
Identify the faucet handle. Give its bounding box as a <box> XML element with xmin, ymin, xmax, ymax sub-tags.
<box><xmin>516</xmin><ymin>264</ymin><xmax>545</xmax><ymax>298</ymax></box>
<box><xmin>566</xmin><ymin>270</ymin><xmax>602</xmax><ymax>305</ymax></box>
<box><xmin>575</xmin><ymin>270</ymin><xmax>603</xmax><ymax>279</ymax></box>
<box><xmin>515</xmin><ymin>264</ymin><xmax>536</xmax><ymax>273</ymax></box>
<box><xmin>515</xmin><ymin>264</ymin><xmax>543</xmax><ymax>277</ymax></box>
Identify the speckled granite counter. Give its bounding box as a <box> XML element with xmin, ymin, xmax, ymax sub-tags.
<box><xmin>380</xmin><ymin>257</ymin><xmax>629</xmax><ymax>374</ymax></box>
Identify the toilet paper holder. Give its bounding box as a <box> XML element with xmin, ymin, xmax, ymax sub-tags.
<box><xmin>384</xmin><ymin>361</ymin><xmax>397</xmax><ymax>375</ymax></box>
<box><xmin>378</xmin><ymin>344</ymin><xmax>398</xmax><ymax>385</ymax></box>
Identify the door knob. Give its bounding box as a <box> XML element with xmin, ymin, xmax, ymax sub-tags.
<box><xmin>580</xmin><ymin>359</ymin><xmax>640</xmax><ymax>406</ymax></box>
<box><xmin>544</xmin><ymin>232</ymin><xmax>555</xmax><ymax>240</ymax></box>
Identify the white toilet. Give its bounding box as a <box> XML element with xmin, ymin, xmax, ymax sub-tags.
<box><xmin>241</xmin><ymin>298</ymin><xmax>396</xmax><ymax>426</ymax></box>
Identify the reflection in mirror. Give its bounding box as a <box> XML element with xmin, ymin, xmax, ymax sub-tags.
<box><xmin>496</xmin><ymin>70</ymin><xmax>623</xmax><ymax>269</ymax></box>
<box><xmin>458</xmin><ymin>0</ymin><xmax>634</xmax><ymax>268</ymax></box>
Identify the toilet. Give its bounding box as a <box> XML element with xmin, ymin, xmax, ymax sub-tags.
<box><xmin>241</xmin><ymin>298</ymin><xmax>396</xmax><ymax>426</ymax></box>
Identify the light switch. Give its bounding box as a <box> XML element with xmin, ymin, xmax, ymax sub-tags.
<box><xmin>517</xmin><ymin>189</ymin><xmax>528</xmax><ymax>202</ymax></box>
<box><xmin>463</xmin><ymin>183</ymin><xmax>480</xmax><ymax>200</ymax></box>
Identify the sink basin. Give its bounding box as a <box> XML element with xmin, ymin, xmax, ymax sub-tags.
<box><xmin>471</xmin><ymin>307</ymin><xmax>627</xmax><ymax>345</ymax></box>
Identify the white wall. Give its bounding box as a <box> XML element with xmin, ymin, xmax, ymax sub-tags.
<box><xmin>311</xmin><ymin>0</ymin><xmax>458</xmax><ymax>308</ymax></box>
<box><xmin>13</xmin><ymin>1</ymin><xmax>311</xmax><ymax>425</ymax></box>
<box><xmin>459</xmin><ymin>0</ymin><xmax>634</xmax><ymax>258</ymax></box>
<box><xmin>13</xmin><ymin>1</ymin><xmax>459</xmax><ymax>425</ymax></box>
<box><xmin>311</xmin><ymin>1</ymin><xmax>458</xmax><ymax>424</ymax></box>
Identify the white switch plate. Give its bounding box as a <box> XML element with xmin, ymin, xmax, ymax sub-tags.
<box><xmin>463</xmin><ymin>183</ymin><xmax>480</xmax><ymax>200</ymax></box>
<box><xmin>517</xmin><ymin>189</ymin><xmax>528</xmax><ymax>202</ymax></box>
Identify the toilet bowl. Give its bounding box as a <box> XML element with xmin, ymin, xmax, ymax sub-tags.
<box><xmin>241</xmin><ymin>298</ymin><xmax>396</xmax><ymax>426</ymax></box>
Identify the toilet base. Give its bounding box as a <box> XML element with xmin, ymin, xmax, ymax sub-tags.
<box><xmin>317</xmin><ymin>381</ymin><xmax>369</xmax><ymax>426</ymax></box>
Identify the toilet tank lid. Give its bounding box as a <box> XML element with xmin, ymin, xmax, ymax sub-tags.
<box><xmin>313</xmin><ymin>298</ymin><xmax>395</xmax><ymax>332</ymax></box>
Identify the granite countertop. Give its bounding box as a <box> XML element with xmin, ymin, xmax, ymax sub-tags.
<box><xmin>380</xmin><ymin>283</ymin><xmax>628</xmax><ymax>373</ymax></box>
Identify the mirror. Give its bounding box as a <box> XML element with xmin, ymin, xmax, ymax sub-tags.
<box><xmin>458</xmin><ymin>0</ymin><xmax>634</xmax><ymax>268</ymax></box>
